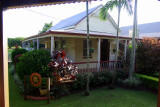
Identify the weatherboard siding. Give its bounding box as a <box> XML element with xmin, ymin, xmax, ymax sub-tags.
<box><xmin>75</xmin><ymin>13</ymin><xmax>117</xmax><ymax>34</ymax></box>
<box><xmin>74</xmin><ymin>38</ymin><xmax>98</xmax><ymax>69</ymax></box>
<box><xmin>66</xmin><ymin>38</ymin><xmax>76</xmax><ymax>62</ymax></box>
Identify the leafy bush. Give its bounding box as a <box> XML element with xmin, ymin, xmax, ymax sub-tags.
<box><xmin>122</xmin><ymin>77</ymin><xmax>141</xmax><ymax>88</ymax></box>
<box><xmin>91</xmin><ymin>71</ymin><xmax>112</xmax><ymax>86</ymax></box>
<box><xmin>151</xmin><ymin>73</ymin><xmax>159</xmax><ymax>78</ymax></box>
<box><xmin>13</xmin><ymin>73</ymin><xmax>24</xmax><ymax>93</ymax></box>
<box><xmin>11</xmin><ymin>48</ymin><xmax>27</xmax><ymax>63</ymax></box>
<box><xmin>47</xmin><ymin>51</ymin><xmax>78</xmax><ymax>79</ymax></box>
<box><xmin>134</xmin><ymin>74</ymin><xmax>159</xmax><ymax>90</ymax></box>
<box><xmin>136</xmin><ymin>38</ymin><xmax>160</xmax><ymax>75</ymax></box>
<box><xmin>71</xmin><ymin>73</ymin><xmax>94</xmax><ymax>90</ymax></box>
<box><xmin>116</xmin><ymin>69</ymin><xmax>128</xmax><ymax>80</ymax></box>
<box><xmin>16</xmin><ymin>50</ymin><xmax>51</xmax><ymax>79</ymax></box>
<box><xmin>71</xmin><ymin>71</ymin><xmax>112</xmax><ymax>90</ymax></box>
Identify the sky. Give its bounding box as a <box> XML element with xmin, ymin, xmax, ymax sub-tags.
<box><xmin>3</xmin><ymin>0</ymin><xmax>160</xmax><ymax>38</ymax></box>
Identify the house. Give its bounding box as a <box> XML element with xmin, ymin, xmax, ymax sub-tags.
<box><xmin>22</xmin><ymin>5</ymin><xmax>131</xmax><ymax>72</ymax></box>
<box><xmin>120</xmin><ymin>21</ymin><xmax>160</xmax><ymax>39</ymax></box>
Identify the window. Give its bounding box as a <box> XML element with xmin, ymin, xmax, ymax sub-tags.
<box><xmin>83</xmin><ymin>40</ymin><xmax>92</xmax><ymax>57</ymax></box>
<box><xmin>62</xmin><ymin>40</ymin><xmax>66</xmax><ymax>49</ymax></box>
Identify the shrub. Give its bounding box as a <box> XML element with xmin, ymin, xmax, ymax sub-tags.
<box><xmin>116</xmin><ymin>69</ymin><xmax>128</xmax><ymax>80</ymax></box>
<box><xmin>151</xmin><ymin>73</ymin><xmax>159</xmax><ymax>78</ymax></box>
<box><xmin>71</xmin><ymin>73</ymin><xmax>94</xmax><ymax>90</ymax></box>
<box><xmin>71</xmin><ymin>71</ymin><xmax>112</xmax><ymax>90</ymax></box>
<box><xmin>134</xmin><ymin>74</ymin><xmax>159</xmax><ymax>90</ymax></box>
<box><xmin>136</xmin><ymin>38</ymin><xmax>160</xmax><ymax>75</ymax></box>
<box><xmin>11</xmin><ymin>48</ymin><xmax>27</xmax><ymax>63</ymax></box>
<box><xmin>16</xmin><ymin>50</ymin><xmax>51</xmax><ymax>79</ymax></box>
<box><xmin>13</xmin><ymin>73</ymin><xmax>24</xmax><ymax>93</ymax></box>
<box><xmin>47</xmin><ymin>51</ymin><xmax>78</xmax><ymax>79</ymax></box>
<box><xmin>122</xmin><ymin>77</ymin><xmax>141</xmax><ymax>88</ymax></box>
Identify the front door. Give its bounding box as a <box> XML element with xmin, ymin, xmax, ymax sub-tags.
<box><xmin>101</xmin><ymin>39</ymin><xmax>110</xmax><ymax>61</ymax></box>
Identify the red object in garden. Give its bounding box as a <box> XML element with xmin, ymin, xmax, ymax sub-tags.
<box><xmin>15</xmin><ymin>44</ymin><xmax>18</xmax><ymax>49</ymax></box>
<box><xmin>60</xmin><ymin>51</ymin><xmax>66</xmax><ymax>58</ymax></box>
<box><xmin>30</xmin><ymin>73</ymin><xmax>42</xmax><ymax>87</ymax></box>
<box><xmin>70</xmin><ymin>75</ymin><xmax>76</xmax><ymax>80</ymax></box>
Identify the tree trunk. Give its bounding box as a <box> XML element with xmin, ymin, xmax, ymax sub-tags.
<box><xmin>110</xmin><ymin>0</ymin><xmax>121</xmax><ymax>88</ymax></box>
<box><xmin>129</xmin><ymin>0</ymin><xmax>138</xmax><ymax>79</ymax></box>
<box><xmin>85</xmin><ymin>1</ymin><xmax>90</xmax><ymax>95</ymax></box>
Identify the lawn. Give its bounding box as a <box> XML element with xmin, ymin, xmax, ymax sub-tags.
<box><xmin>9</xmin><ymin>69</ymin><xmax>158</xmax><ymax>107</ymax></box>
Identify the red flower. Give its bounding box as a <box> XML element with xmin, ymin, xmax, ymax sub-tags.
<box><xmin>71</xmin><ymin>75</ymin><xmax>76</xmax><ymax>80</ymax></box>
<box><xmin>60</xmin><ymin>51</ymin><xmax>66</xmax><ymax>58</ymax></box>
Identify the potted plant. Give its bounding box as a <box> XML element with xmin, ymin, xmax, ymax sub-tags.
<box><xmin>90</xmin><ymin>48</ymin><xmax>94</xmax><ymax>53</ymax></box>
<box><xmin>39</xmin><ymin>84</ymin><xmax>48</xmax><ymax>96</ymax></box>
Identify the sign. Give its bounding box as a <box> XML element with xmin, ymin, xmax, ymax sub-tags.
<box><xmin>30</xmin><ymin>73</ymin><xmax>42</xmax><ymax>87</ymax></box>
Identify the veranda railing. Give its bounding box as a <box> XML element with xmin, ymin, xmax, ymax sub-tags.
<box><xmin>72</xmin><ymin>61</ymin><xmax>123</xmax><ymax>73</ymax></box>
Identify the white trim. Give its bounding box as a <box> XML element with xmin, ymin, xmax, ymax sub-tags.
<box><xmin>51</xmin><ymin>36</ymin><xmax>55</xmax><ymax>56</ymax></box>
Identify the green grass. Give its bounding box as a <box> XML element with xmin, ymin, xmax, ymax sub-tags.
<box><xmin>9</xmin><ymin>68</ymin><xmax>158</xmax><ymax>107</ymax></box>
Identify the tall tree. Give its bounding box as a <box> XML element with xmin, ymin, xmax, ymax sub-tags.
<box><xmin>85</xmin><ymin>1</ymin><xmax>90</xmax><ymax>96</ymax></box>
<box><xmin>8</xmin><ymin>37</ymin><xmax>25</xmax><ymax>48</ymax></box>
<box><xmin>38</xmin><ymin>22</ymin><xmax>53</xmax><ymax>34</ymax></box>
<box><xmin>99</xmin><ymin>0</ymin><xmax>133</xmax><ymax>87</ymax></box>
<box><xmin>129</xmin><ymin>0</ymin><xmax>138</xmax><ymax>78</ymax></box>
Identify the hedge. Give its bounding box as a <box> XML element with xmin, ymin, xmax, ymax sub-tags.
<box><xmin>16</xmin><ymin>50</ymin><xmax>51</xmax><ymax>79</ymax></box>
<box><xmin>11</xmin><ymin>48</ymin><xmax>28</xmax><ymax>63</ymax></box>
<box><xmin>134</xmin><ymin>74</ymin><xmax>159</xmax><ymax>90</ymax></box>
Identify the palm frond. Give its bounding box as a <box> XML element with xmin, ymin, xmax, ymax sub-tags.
<box><xmin>99</xmin><ymin>0</ymin><xmax>133</xmax><ymax>21</ymax></box>
<box><xmin>122</xmin><ymin>0</ymin><xmax>133</xmax><ymax>15</ymax></box>
<box><xmin>99</xmin><ymin>0</ymin><xmax>118</xmax><ymax>21</ymax></box>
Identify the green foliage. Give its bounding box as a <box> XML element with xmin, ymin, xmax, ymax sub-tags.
<box><xmin>71</xmin><ymin>71</ymin><xmax>112</xmax><ymax>90</ymax></box>
<box><xmin>13</xmin><ymin>73</ymin><xmax>24</xmax><ymax>93</ymax></box>
<box><xmin>11</xmin><ymin>48</ymin><xmax>27</xmax><ymax>63</ymax></box>
<box><xmin>38</xmin><ymin>22</ymin><xmax>53</xmax><ymax>34</ymax></box>
<box><xmin>16</xmin><ymin>50</ymin><xmax>51</xmax><ymax>79</ymax></box>
<box><xmin>71</xmin><ymin>73</ymin><xmax>94</xmax><ymax>90</ymax></box>
<box><xmin>122</xmin><ymin>77</ymin><xmax>141</xmax><ymax>88</ymax></box>
<box><xmin>151</xmin><ymin>73</ymin><xmax>159</xmax><ymax>78</ymax></box>
<box><xmin>8</xmin><ymin>37</ymin><xmax>25</xmax><ymax>48</ymax></box>
<box><xmin>135</xmin><ymin>74</ymin><xmax>159</xmax><ymax>90</ymax></box>
<box><xmin>116</xmin><ymin>69</ymin><xmax>128</xmax><ymax>80</ymax></box>
<box><xmin>99</xmin><ymin>0</ymin><xmax>133</xmax><ymax>21</ymax></box>
<box><xmin>136</xmin><ymin>38</ymin><xmax>160</xmax><ymax>75</ymax></box>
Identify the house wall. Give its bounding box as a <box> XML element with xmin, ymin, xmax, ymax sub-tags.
<box><xmin>65</xmin><ymin>38</ymin><xmax>75</xmax><ymax>62</ymax></box>
<box><xmin>75</xmin><ymin>10</ymin><xmax>117</xmax><ymax>34</ymax></box>
<box><xmin>52</xmin><ymin>37</ymin><xmax>76</xmax><ymax>62</ymax></box>
<box><xmin>75</xmin><ymin>38</ymin><xmax>98</xmax><ymax>62</ymax></box>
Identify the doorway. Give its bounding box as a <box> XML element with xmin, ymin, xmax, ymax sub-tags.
<box><xmin>101</xmin><ymin>39</ymin><xmax>110</xmax><ymax>61</ymax></box>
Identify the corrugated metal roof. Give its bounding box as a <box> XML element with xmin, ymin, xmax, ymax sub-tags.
<box><xmin>120</xmin><ymin>21</ymin><xmax>160</xmax><ymax>35</ymax></box>
<box><xmin>3</xmin><ymin>0</ymin><xmax>97</xmax><ymax>9</ymax></box>
<box><xmin>49</xmin><ymin>5</ymin><xmax>101</xmax><ymax>31</ymax></box>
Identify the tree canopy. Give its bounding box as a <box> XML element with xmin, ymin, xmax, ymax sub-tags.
<box><xmin>8</xmin><ymin>37</ymin><xmax>25</xmax><ymax>48</ymax></box>
<box><xmin>38</xmin><ymin>22</ymin><xmax>53</xmax><ymax>34</ymax></box>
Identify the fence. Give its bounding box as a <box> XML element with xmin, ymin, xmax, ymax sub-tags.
<box><xmin>72</xmin><ymin>61</ymin><xmax>123</xmax><ymax>73</ymax></box>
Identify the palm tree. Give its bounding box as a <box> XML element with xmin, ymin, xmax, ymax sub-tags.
<box><xmin>99</xmin><ymin>0</ymin><xmax>133</xmax><ymax>88</ymax></box>
<box><xmin>85</xmin><ymin>1</ymin><xmax>90</xmax><ymax>95</ymax></box>
<box><xmin>129</xmin><ymin>0</ymin><xmax>138</xmax><ymax>79</ymax></box>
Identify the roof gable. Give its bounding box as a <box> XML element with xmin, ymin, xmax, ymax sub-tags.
<box><xmin>74</xmin><ymin>6</ymin><xmax>117</xmax><ymax>34</ymax></box>
<box><xmin>49</xmin><ymin>5</ymin><xmax>101</xmax><ymax>31</ymax></box>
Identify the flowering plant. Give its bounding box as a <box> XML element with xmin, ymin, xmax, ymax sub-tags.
<box><xmin>46</xmin><ymin>51</ymin><xmax>78</xmax><ymax>80</ymax></box>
